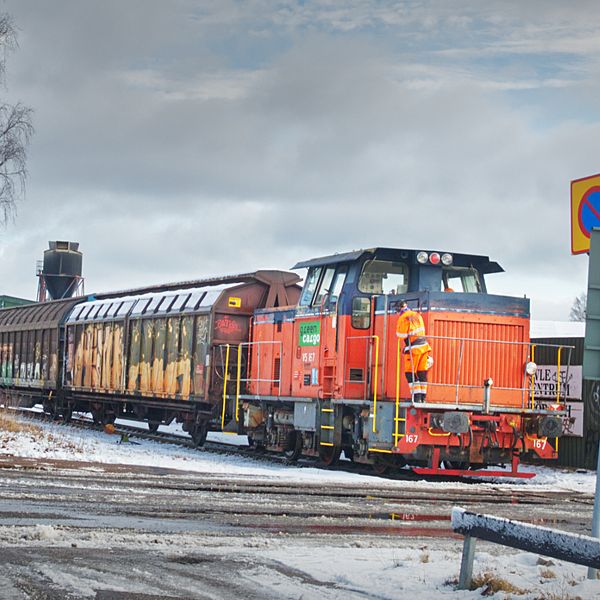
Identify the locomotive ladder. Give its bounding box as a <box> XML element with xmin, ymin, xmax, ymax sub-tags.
<box><xmin>319</xmin><ymin>359</ymin><xmax>337</xmax><ymax>447</ymax></box>
<box><xmin>319</xmin><ymin>402</ymin><xmax>335</xmax><ymax>447</ymax></box>
<box><xmin>393</xmin><ymin>338</ymin><xmax>407</xmax><ymax>444</ymax></box>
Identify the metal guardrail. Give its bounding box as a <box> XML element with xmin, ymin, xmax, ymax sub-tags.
<box><xmin>397</xmin><ymin>336</ymin><xmax>574</xmax><ymax>412</ymax></box>
<box><xmin>220</xmin><ymin>341</ymin><xmax>283</xmax><ymax>431</ymax></box>
<box><xmin>451</xmin><ymin>507</ymin><xmax>600</xmax><ymax>589</ymax></box>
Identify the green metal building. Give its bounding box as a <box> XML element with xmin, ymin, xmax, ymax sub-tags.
<box><xmin>0</xmin><ymin>295</ymin><xmax>34</xmax><ymax>309</ymax></box>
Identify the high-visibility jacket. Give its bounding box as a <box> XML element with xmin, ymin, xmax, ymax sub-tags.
<box><xmin>396</xmin><ymin>309</ymin><xmax>426</xmax><ymax>345</ymax></box>
<box><xmin>397</xmin><ymin>309</ymin><xmax>431</xmax><ymax>373</ymax></box>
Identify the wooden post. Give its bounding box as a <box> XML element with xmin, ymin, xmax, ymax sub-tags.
<box><xmin>458</xmin><ymin>535</ymin><xmax>476</xmax><ymax>590</ymax></box>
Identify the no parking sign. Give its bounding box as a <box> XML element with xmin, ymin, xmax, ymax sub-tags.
<box><xmin>572</xmin><ymin>173</ymin><xmax>600</xmax><ymax>254</ymax></box>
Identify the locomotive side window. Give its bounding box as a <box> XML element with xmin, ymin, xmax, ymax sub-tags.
<box><xmin>299</xmin><ymin>267</ymin><xmax>322</xmax><ymax>306</ymax></box>
<box><xmin>312</xmin><ymin>267</ymin><xmax>335</xmax><ymax>308</ymax></box>
<box><xmin>312</xmin><ymin>267</ymin><xmax>336</xmax><ymax>308</ymax></box>
<box><xmin>352</xmin><ymin>297</ymin><xmax>371</xmax><ymax>329</ymax></box>
<box><xmin>358</xmin><ymin>260</ymin><xmax>409</xmax><ymax>295</ymax></box>
<box><xmin>442</xmin><ymin>267</ymin><xmax>482</xmax><ymax>293</ymax></box>
<box><xmin>328</xmin><ymin>265</ymin><xmax>348</xmax><ymax>307</ymax></box>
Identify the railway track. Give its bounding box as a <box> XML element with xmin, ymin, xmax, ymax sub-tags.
<box><xmin>0</xmin><ymin>410</ymin><xmax>593</xmax><ymax>539</ymax></box>
<box><xmin>3</xmin><ymin>405</ymin><xmax>449</xmax><ymax>481</ymax></box>
<box><xmin>2</xmin><ymin>404</ymin><xmax>590</xmax><ymax>492</ymax></box>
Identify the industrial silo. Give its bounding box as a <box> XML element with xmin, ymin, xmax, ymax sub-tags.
<box><xmin>40</xmin><ymin>241</ymin><xmax>83</xmax><ymax>300</ymax></box>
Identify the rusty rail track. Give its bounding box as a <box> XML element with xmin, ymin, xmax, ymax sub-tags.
<box><xmin>1</xmin><ymin>404</ymin><xmax>473</xmax><ymax>482</ymax></box>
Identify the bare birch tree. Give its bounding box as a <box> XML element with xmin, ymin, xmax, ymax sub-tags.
<box><xmin>0</xmin><ymin>14</ymin><xmax>33</xmax><ymax>225</ymax></box>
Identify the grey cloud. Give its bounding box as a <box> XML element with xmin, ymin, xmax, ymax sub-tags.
<box><xmin>0</xmin><ymin>1</ymin><xmax>597</xmax><ymax>320</ymax></box>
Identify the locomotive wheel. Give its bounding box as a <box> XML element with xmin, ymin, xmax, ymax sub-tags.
<box><xmin>343</xmin><ymin>447</ymin><xmax>354</xmax><ymax>462</ymax></box>
<box><xmin>247</xmin><ymin>435</ymin><xmax>265</xmax><ymax>451</ymax></box>
<box><xmin>284</xmin><ymin>430</ymin><xmax>302</xmax><ymax>462</ymax></box>
<box><xmin>442</xmin><ymin>460</ymin><xmax>469</xmax><ymax>471</ymax></box>
<box><xmin>372</xmin><ymin>457</ymin><xmax>391</xmax><ymax>475</ymax></box>
<box><xmin>318</xmin><ymin>446</ymin><xmax>341</xmax><ymax>467</ymax></box>
<box><xmin>148</xmin><ymin>421</ymin><xmax>160</xmax><ymax>433</ymax></box>
<box><xmin>191</xmin><ymin>421</ymin><xmax>208</xmax><ymax>448</ymax></box>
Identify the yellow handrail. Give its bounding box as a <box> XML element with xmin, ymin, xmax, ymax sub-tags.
<box><xmin>395</xmin><ymin>337</ymin><xmax>401</xmax><ymax>441</ymax></box>
<box><xmin>221</xmin><ymin>344</ymin><xmax>230</xmax><ymax>430</ymax></box>
<box><xmin>236</xmin><ymin>343</ymin><xmax>242</xmax><ymax>422</ymax></box>
<box><xmin>529</xmin><ymin>344</ymin><xmax>536</xmax><ymax>410</ymax></box>
<box><xmin>555</xmin><ymin>345</ymin><xmax>563</xmax><ymax>454</ymax></box>
<box><xmin>556</xmin><ymin>346</ymin><xmax>562</xmax><ymax>404</ymax></box>
<box><xmin>372</xmin><ymin>335</ymin><xmax>380</xmax><ymax>433</ymax></box>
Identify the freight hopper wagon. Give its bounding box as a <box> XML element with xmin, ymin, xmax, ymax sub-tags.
<box><xmin>0</xmin><ymin>271</ymin><xmax>300</xmax><ymax>444</ymax></box>
<box><xmin>231</xmin><ymin>248</ymin><xmax>569</xmax><ymax>478</ymax></box>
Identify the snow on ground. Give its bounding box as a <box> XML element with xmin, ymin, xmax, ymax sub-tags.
<box><xmin>0</xmin><ymin>410</ymin><xmax>596</xmax><ymax>493</ymax></box>
<box><xmin>1</xmin><ymin>412</ymin><xmax>600</xmax><ymax>598</ymax></box>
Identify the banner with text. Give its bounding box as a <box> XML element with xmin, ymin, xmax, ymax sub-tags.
<box><xmin>534</xmin><ymin>365</ymin><xmax>582</xmax><ymax>400</ymax></box>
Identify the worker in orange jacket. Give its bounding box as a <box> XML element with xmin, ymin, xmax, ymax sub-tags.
<box><xmin>396</xmin><ymin>301</ymin><xmax>433</xmax><ymax>403</ymax></box>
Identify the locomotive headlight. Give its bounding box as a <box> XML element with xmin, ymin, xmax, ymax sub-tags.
<box><xmin>416</xmin><ymin>251</ymin><xmax>429</xmax><ymax>264</ymax></box>
<box><xmin>525</xmin><ymin>361</ymin><xmax>537</xmax><ymax>376</ymax></box>
<box><xmin>441</xmin><ymin>253</ymin><xmax>453</xmax><ymax>266</ymax></box>
<box><xmin>429</xmin><ymin>252</ymin><xmax>441</xmax><ymax>265</ymax></box>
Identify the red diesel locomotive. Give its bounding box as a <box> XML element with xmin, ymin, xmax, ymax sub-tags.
<box><xmin>229</xmin><ymin>247</ymin><xmax>568</xmax><ymax>477</ymax></box>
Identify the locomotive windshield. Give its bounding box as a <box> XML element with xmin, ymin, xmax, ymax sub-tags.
<box><xmin>358</xmin><ymin>259</ymin><xmax>409</xmax><ymax>295</ymax></box>
<box><xmin>299</xmin><ymin>265</ymin><xmax>349</xmax><ymax>307</ymax></box>
<box><xmin>442</xmin><ymin>266</ymin><xmax>482</xmax><ymax>293</ymax></box>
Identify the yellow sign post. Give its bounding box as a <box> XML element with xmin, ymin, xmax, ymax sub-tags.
<box><xmin>571</xmin><ymin>173</ymin><xmax>600</xmax><ymax>254</ymax></box>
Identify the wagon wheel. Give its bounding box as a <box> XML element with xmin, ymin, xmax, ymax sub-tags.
<box><xmin>147</xmin><ymin>421</ymin><xmax>160</xmax><ymax>434</ymax></box>
<box><xmin>42</xmin><ymin>400</ymin><xmax>58</xmax><ymax>420</ymax></box>
<box><xmin>318</xmin><ymin>445</ymin><xmax>341</xmax><ymax>467</ymax></box>
<box><xmin>91</xmin><ymin>409</ymin><xmax>103</xmax><ymax>426</ymax></box>
<box><xmin>191</xmin><ymin>421</ymin><xmax>208</xmax><ymax>448</ymax></box>
<box><xmin>103</xmin><ymin>413</ymin><xmax>116</xmax><ymax>426</ymax></box>
<box><xmin>284</xmin><ymin>430</ymin><xmax>302</xmax><ymax>462</ymax></box>
<box><xmin>61</xmin><ymin>408</ymin><xmax>73</xmax><ymax>424</ymax></box>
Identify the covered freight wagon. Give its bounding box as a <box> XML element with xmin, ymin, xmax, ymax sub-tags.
<box><xmin>62</xmin><ymin>270</ymin><xmax>300</xmax><ymax>442</ymax></box>
<box><xmin>0</xmin><ymin>298</ymin><xmax>83</xmax><ymax>415</ymax></box>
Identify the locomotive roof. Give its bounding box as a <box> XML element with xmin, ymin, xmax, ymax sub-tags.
<box><xmin>292</xmin><ymin>247</ymin><xmax>504</xmax><ymax>274</ymax></box>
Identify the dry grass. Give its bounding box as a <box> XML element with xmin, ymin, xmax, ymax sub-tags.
<box><xmin>539</xmin><ymin>568</ymin><xmax>557</xmax><ymax>579</ymax></box>
<box><xmin>471</xmin><ymin>571</ymin><xmax>527</xmax><ymax>595</ymax></box>
<box><xmin>0</xmin><ymin>412</ymin><xmax>40</xmax><ymax>435</ymax></box>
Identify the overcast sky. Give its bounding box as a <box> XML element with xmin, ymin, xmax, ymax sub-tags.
<box><xmin>0</xmin><ymin>0</ymin><xmax>596</xmax><ymax>319</ymax></box>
